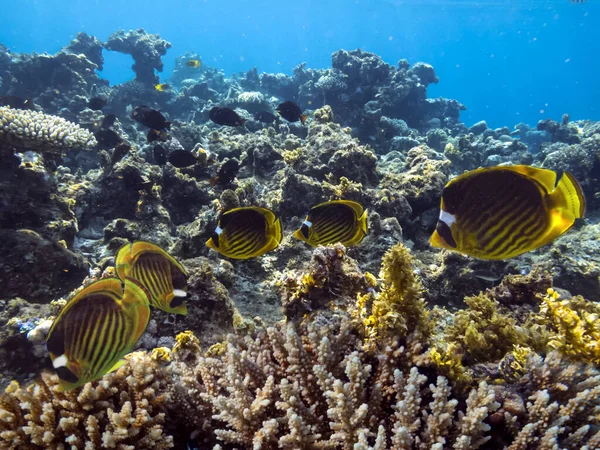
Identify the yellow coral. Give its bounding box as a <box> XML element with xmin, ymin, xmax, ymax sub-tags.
<box><xmin>150</xmin><ymin>347</ymin><xmax>172</xmax><ymax>364</ymax></box>
<box><xmin>429</xmin><ymin>344</ymin><xmax>472</xmax><ymax>385</ymax></box>
<box><xmin>355</xmin><ymin>243</ymin><xmax>430</xmax><ymax>347</ymax></box>
<box><xmin>173</xmin><ymin>330</ymin><xmax>200</xmax><ymax>354</ymax></box>
<box><xmin>538</xmin><ymin>288</ymin><xmax>600</xmax><ymax>364</ymax></box>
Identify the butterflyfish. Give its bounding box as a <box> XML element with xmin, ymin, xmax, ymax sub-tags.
<box><xmin>46</xmin><ymin>277</ymin><xmax>151</xmax><ymax>392</ymax></box>
<box><xmin>154</xmin><ymin>83</ymin><xmax>171</xmax><ymax>92</ymax></box>
<box><xmin>293</xmin><ymin>200</ymin><xmax>368</xmax><ymax>247</ymax></box>
<box><xmin>429</xmin><ymin>165</ymin><xmax>585</xmax><ymax>260</ymax></box>
<box><xmin>206</xmin><ymin>206</ymin><xmax>282</xmax><ymax>259</ymax></box>
<box><xmin>115</xmin><ymin>241</ymin><xmax>189</xmax><ymax>315</ymax></box>
<box><xmin>186</xmin><ymin>59</ymin><xmax>201</xmax><ymax>68</ymax></box>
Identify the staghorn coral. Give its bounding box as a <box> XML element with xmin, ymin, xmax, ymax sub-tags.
<box><xmin>0</xmin><ymin>107</ymin><xmax>96</xmax><ymax>152</ymax></box>
<box><xmin>0</xmin><ymin>352</ymin><xmax>173</xmax><ymax>449</ymax></box>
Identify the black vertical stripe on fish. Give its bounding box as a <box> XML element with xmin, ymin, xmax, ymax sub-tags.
<box><xmin>90</xmin><ymin>305</ymin><xmax>115</xmax><ymax>374</ymax></box>
<box><xmin>436</xmin><ymin>220</ymin><xmax>456</xmax><ymax>248</ymax></box>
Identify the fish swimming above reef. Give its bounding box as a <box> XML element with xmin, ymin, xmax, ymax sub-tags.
<box><xmin>94</xmin><ymin>128</ymin><xmax>123</xmax><ymax>148</ymax></box>
<box><xmin>293</xmin><ymin>200</ymin><xmax>368</xmax><ymax>247</ymax></box>
<box><xmin>276</xmin><ymin>101</ymin><xmax>308</xmax><ymax>124</ymax></box>
<box><xmin>153</xmin><ymin>144</ymin><xmax>168</xmax><ymax>165</ymax></box>
<box><xmin>206</xmin><ymin>206</ymin><xmax>283</xmax><ymax>259</ymax></box>
<box><xmin>168</xmin><ymin>149</ymin><xmax>197</xmax><ymax>168</ymax></box>
<box><xmin>147</xmin><ymin>128</ymin><xmax>169</xmax><ymax>143</ymax></box>
<box><xmin>429</xmin><ymin>165</ymin><xmax>585</xmax><ymax>260</ymax></box>
<box><xmin>209</xmin><ymin>106</ymin><xmax>246</xmax><ymax>127</ymax></box>
<box><xmin>132</xmin><ymin>106</ymin><xmax>171</xmax><ymax>130</ymax></box>
<box><xmin>115</xmin><ymin>241</ymin><xmax>189</xmax><ymax>315</ymax></box>
<box><xmin>101</xmin><ymin>113</ymin><xmax>118</xmax><ymax>130</ymax></box>
<box><xmin>154</xmin><ymin>83</ymin><xmax>171</xmax><ymax>92</ymax></box>
<box><xmin>210</xmin><ymin>159</ymin><xmax>240</xmax><ymax>186</ymax></box>
<box><xmin>254</xmin><ymin>111</ymin><xmax>278</xmax><ymax>123</ymax></box>
<box><xmin>0</xmin><ymin>96</ymin><xmax>35</xmax><ymax>110</ymax></box>
<box><xmin>186</xmin><ymin>59</ymin><xmax>201</xmax><ymax>68</ymax></box>
<box><xmin>46</xmin><ymin>277</ymin><xmax>151</xmax><ymax>391</ymax></box>
<box><xmin>88</xmin><ymin>96</ymin><xmax>107</xmax><ymax>111</ymax></box>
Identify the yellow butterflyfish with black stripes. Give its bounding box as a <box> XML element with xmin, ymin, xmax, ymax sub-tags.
<box><xmin>293</xmin><ymin>200</ymin><xmax>368</xmax><ymax>247</ymax></box>
<box><xmin>46</xmin><ymin>277</ymin><xmax>151</xmax><ymax>392</ymax></box>
<box><xmin>429</xmin><ymin>165</ymin><xmax>585</xmax><ymax>260</ymax></box>
<box><xmin>115</xmin><ymin>241</ymin><xmax>189</xmax><ymax>315</ymax></box>
<box><xmin>206</xmin><ymin>206</ymin><xmax>282</xmax><ymax>259</ymax></box>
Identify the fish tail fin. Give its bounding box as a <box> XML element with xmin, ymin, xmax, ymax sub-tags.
<box><xmin>359</xmin><ymin>209</ymin><xmax>368</xmax><ymax>235</ymax></box>
<box><xmin>550</xmin><ymin>171</ymin><xmax>586</xmax><ymax>220</ymax></box>
<box><xmin>300</xmin><ymin>114</ymin><xmax>308</xmax><ymax>125</ymax></box>
<box><xmin>272</xmin><ymin>217</ymin><xmax>283</xmax><ymax>244</ymax></box>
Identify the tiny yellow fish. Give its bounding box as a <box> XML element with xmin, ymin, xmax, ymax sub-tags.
<box><xmin>206</xmin><ymin>206</ymin><xmax>282</xmax><ymax>259</ymax></box>
<box><xmin>429</xmin><ymin>165</ymin><xmax>585</xmax><ymax>260</ymax></box>
<box><xmin>154</xmin><ymin>83</ymin><xmax>171</xmax><ymax>92</ymax></box>
<box><xmin>293</xmin><ymin>200</ymin><xmax>368</xmax><ymax>247</ymax></box>
<box><xmin>186</xmin><ymin>59</ymin><xmax>201</xmax><ymax>68</ymax></box>
<box><xmin>115</xmin><ymin>241</ymin><xmax>189</xmax><ymax>315</ymax></box>
<box><xmin>46</xmin><ymin>277</ymin><xmax>150</xmax><ymax>392</ymax></box>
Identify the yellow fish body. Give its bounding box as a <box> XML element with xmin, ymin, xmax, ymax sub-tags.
<box><xmin>186</xmin><ymin>59</ymin><xmax>201</xmax><ymax>68</ymax></box>
<box><xmin>206</xmin><ymin>206</ymin><xmax>282</xmax><ymax>259</ymax></box>
<box><xmin>293</xmin><ymin>200</ymin><xmax>368</xmax><ymax>247</ymax></box>
<box><xmin>154</xmin><ymin>83</ymin><xmax>171</xmax><ymax>92</ymax></box>
<box><xmin>115</xmin><ymin>241</ymin><xmax>189</xmax><ymax>315</ymax></box>
<box><xmin>46</xmin><ymin>277</ymin><xmax>151</xmax><ymax>392</ymax></box>
<box><xmin>429</xmin><ymin>165</ymin><xmax>585</xmax><ymax>260</ymax></box>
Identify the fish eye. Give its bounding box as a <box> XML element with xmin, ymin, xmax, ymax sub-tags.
<box><xmin>56</xmin><ymin>366</ymin><xmax>79</xmax><ymax>384</ymax></box>
<box><xmin>436</xmin><ymin>220</ymin><xmax>457</xmax><ymax>248</ymax></box>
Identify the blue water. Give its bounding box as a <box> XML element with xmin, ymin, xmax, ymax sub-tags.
<box><xmin>0</xmin><ymin>0</ymin><xmax>598</xmax><ymax>128</ymax></box>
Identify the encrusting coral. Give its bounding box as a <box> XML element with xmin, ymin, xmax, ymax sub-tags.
<box><xmin>0</xmin><ymin>106</ymin><xmax>97</xmax><ymax>152</ymax></box>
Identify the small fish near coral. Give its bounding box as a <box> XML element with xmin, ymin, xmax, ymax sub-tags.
<box><xmin>209</xmin><ymin>106</ymin><xmax>246</xmax><ymax>127</ymax></box>
<box><xmin>153</xmin><ymin>144</ymin><xmax>168</xmax><ymax>165</ymax></box>
<box><xmin>0</xmin><ymin>95</ymin><xmax>35</xmax><ymax>110</ymax></box>
<box><xmin>101</xmin><ymin>113</ymin><xmax>118</xmax><ymax>129</ymax></box>
<box><xmin>186</xmin><ymin>59</ymin><xmax>201</xmax><ymax>68</ymax></box>
<box><xmin>276</xmin><ymin>101</ymin><xmax>308</xmax><ymax>124</ymax></box>
<box><xmin>206</xmin><ymin>206</ymin><xmax>283</xmax><ymax>259</ymax></box>
<box><xmin>210</xmin><ymin>158</ymin><xmax>240</xmax><ymax>187</ymax></box>
<box><xmin>254</xmin><ymin>110</ymin><xmax>278</xmax><ymax>123</ymax></box>
<box><xmin>167</xmin><ymin>149</ymin><xmax>197</xmax><ymax>168</ymax></box>
<box><xmin>430</xmin><ymin>165</ymin><xmax>585</xmax><ymax>260</ymax></box>
<box><xmin>154</xmin><ymin>83</ymin><xmax>171</xmax><ymax>92</ymax></box>
<box><xmin>293</xmin><ymin>200</ymin><xmax>368</xmax><ymax>247</ymax></box>
<box><xmin>132</xmin><ymin>105</ymin><xmax>171</xmax><ymax>130</ymax></box>
<box><xmin>115</xmin><ymin>240</ymin><xmax>189</xmax><ymax>315</ymax></box>
<box><xmin>147</xmin><ymin>128</ymin><xmax>169</xmax><ymax>143</ymax></box>
<box><xmin>88</xmin><ymin>96</ymin><xmax>107</xmax><ymax>111</ymax></box>
<box><xmin>46</xmin><ymin>277</ymin><xmax>151</xmax><ymax>391</ymax></box>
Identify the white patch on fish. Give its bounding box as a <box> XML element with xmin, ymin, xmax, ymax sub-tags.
<box><xmin>439</xmin><ymin>210</ymin><xmax>456</xmax><ymax>227</ymax></box>
<box><xmin>53</xmin><ymin>354</ymin><xmax>69</xmax><ymax>369</ymax></box>
<box><xmin>173</xmin><ymin>289</ymin><xmax>187</xmax><ymax>297</ymax></box>
<box><xmin>215</xmin><ymin>226</ymin><xmax>223</xmax><ymax>235</ymax></box>
<box><xmin>303</xmin><ymin>220</ymin><xmax>312</xmax><ymax>227</ymax></box>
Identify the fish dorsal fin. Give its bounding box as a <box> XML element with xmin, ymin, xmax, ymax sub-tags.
<box><xmin>504</xmin><ymin>165</ymin><xmax>558</xmax><ymax>193</ymax></box>
<box><xmin>115</xmin><ymin>240</ymin><xmax>188</xmax><ymax>281</ymax></box>
<box><xmin>314</xmin><ymin>200</ymin><xmax>365</xmax><ymax>217</ymax></box>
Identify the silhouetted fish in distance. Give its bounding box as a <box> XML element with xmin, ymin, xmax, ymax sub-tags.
<box><xmin>168</xmin><ymin>150</ymin><xmax>197</xmax><ymax>168</ymax></box>
<box><xmin>101</xmin><ymin>114</ymin><xmax>117</xmax><ymax>130</ymax></box>
<box><xmin>276</xmin><ymin>101</ymin><xmax>308</xmax><ymax>124</ymax></box>
<box><xmin>209</xmin><ymin>107</ymin><xmax>245</xmax><ymax>127</ymax></box>
<box><xmin>147</xmin><ymin>129</ymin><xmax>169</xmax><ymax>143</ymax></box>
<box><xmin>88</xmin><ymin>97</ymin><xmax>107</xmax><ymax>111</ymax></box>
<box><xmin>254</xmin><ymin>111</ymin><xmax>278</xmax><ymax>123</ymax></box>
<box><xmin>0</xmin><ymin>96</ymin><xmax>35</xmax><ymax>110</ymax></box>
<box><xmin>210</xmin><ymin>159</ymin><xmax>240</xmax><ymax>187</ymax></box>
<box><xmin>132</xmin><ymin>106</ymin><xmax>171</xmax><ymax>130</ymax></box>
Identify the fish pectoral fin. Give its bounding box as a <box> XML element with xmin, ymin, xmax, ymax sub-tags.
<box><xmin>359</xmin><ymin>209</ymin><xmax>368</xmax><ymax>235</ymax></box>
<box><xmin>107</xmin><ymin>359</ymin><xmax>126</xmax><ymax>374</ymax></box>
<box><xmin>292</xmin><ymin>228</ymin><xmax>306</xmax><ymax>242</ymax></box>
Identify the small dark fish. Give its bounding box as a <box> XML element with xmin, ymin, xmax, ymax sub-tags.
<box><xmin>155</xmin><ymin>83</ymin><xmax>171</xmax><ymax>92</ymax></box>
<box><xmin>254</xmin><ymin>111</ymin><xmax>278</xmax><ymax>123</ymax></box>
<box><xmin>115</xmin><ymin>241</ymin><xmax>189</xmax><ymax>315</ymax></box>
<box><xmin>88</xmin><ymin>97</ymin><xmax>107</xmax><ymax>111</ymax></box>
<box><xmin>276</xmin><ymin>101</ymin><xmax>308</xmax><ymax>124</ymax></box>
<box><xmin>111</xmin><ymin>141</ymin><xmax>131</xmax><ymax>166</ymax></box>
<box><xmin>101</xmin><ymin>113</ymin><xmax>117</xmax><ymax>129</ymax></box>
<box><xmin>168</xmin><ymin>150</ymin><xmax>197</xmax><ymax>168</ymax></box>
<box><xmin>153</xmin><ymin>145</ymin><xmax>168</xmax><ymax>166</ymax></box>
<box><xmin>0</xmin><ymin>96</ymin><xmax>35</xmax><ymax>110</ymax></box>
<box><xmin>472</xmin><ymin>269</ymin><xmax>501</xmax><ymax>282</ymax></box>
<box><xmin>210</xmin><ymin>159</ymin><xmax>240</xmax><ymax>187</ymax></box>
<box><xmin>147</xmin><ymin>129</ymin><xmax>169</xmax><ymax>143</ymax></box>
<box><xmin>206</xmin><ymin>206</ymin><xmax>282</xmax><ymax>259</ymax></box>
<box><xmin>209</xmin><ymin>107</ymin><xmax>245</xmax><ymax>127</ymax></box>
<box><xmin>186</xmin><ymin>59</ymin><xmax>201</xmax><ymax>68</ymax></box>
<box><xmin>95</xmin><ymin>129</ymin><xmax>123</xmax><ymax>148</ymax></box>
<box><xmin>132</xmin><ymin>106</ymin><xmax>171</xmax><ymax>130</ymax></box>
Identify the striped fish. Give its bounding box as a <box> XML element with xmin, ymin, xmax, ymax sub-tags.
<box><xmin>293</xmin><ymin>200</ymin><xmax>368</xmax><ymax>247</ymax></box>
<box><xmin>46</xmin><ymin>277</ymin><xmax>150</xmax><ymax>392</ymax></box>
<box><xmin>430</xmin><ymin>165</ymin><xmax>585</xmax><ymax>260</ymax></box>
<box><xmin>206</xmin><ymin>206</ymin><xmax>282</xmax><ymax>259</ymax></box>
<box><xmin>115</xmin><ymin>241</ymin><xmax>189</xmax><ymax>315</ymax></box>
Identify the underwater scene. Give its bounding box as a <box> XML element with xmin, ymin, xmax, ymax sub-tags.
<box><xmin>0</xmin><ymin>0</ymin><xmax>599</xmax><ymax>449</ymax></box>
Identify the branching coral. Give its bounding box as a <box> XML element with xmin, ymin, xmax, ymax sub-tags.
<box><xmin>0</xmin><ymin>106</ymin><xmax>97</xmax><ymax>152</ymax></box>
<box><xmin>0</xmin><ymin>352</ymin><xmax>173</xmax><ymax>449</ymax></box>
